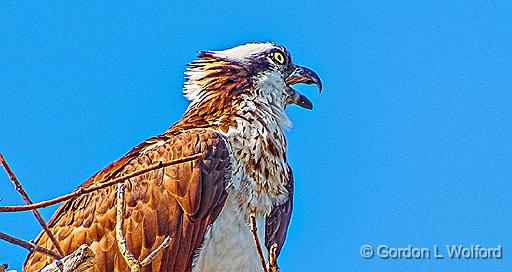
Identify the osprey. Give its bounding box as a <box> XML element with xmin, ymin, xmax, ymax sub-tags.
<box><xmin>24</xmin><ymin>42</ymin><xmax>322</xmax><ymax>272</ymax></box>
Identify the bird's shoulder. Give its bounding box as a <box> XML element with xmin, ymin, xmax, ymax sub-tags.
<box><xmin>80</xmin><ymin>128</ymin><xmax>230</xmax><ymax>188</ymax></box>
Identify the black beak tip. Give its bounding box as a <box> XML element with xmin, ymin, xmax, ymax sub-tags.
<box><xmin>316</xmin><ymin>80</ymin><xmax>323</xmax><ymax>93</ymax></box>
<box><xmin>302</xmin><ymin>66</ymin><xmax>322</xmax><ymax>93</ymax></box>
<box><xmin>310</xmin><ymin>72</ymin><xmax>322</xmax><ymax>93</ymax></box>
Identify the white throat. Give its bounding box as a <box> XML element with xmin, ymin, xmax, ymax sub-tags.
<box><xmin>252</xmin><ymin>71</ymin><xmax>292</xmax><ymax>129</ymax></box>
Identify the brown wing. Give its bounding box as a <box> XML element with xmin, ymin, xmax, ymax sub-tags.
<box><xmin>265</xmin><ymin>167</ymin><xmax>293</xmax><ymax>257</ymax></box>
<box><xmin>23</xmin><ymin>129</ymin><xmax>230</xmax><ymax>272</ymax></box>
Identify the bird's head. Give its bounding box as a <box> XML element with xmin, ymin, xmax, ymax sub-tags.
<box><xmin>182</xmin><ymin>42</ymin><xmax>322</xmax><ymax>130</ymax></box>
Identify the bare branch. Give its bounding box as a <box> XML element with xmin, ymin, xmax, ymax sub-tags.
<box><xmin>139</xmin><ymin>236</ymin><xmax>172</xmax><ymax>267</ymax></box>
<box><xmin>249</xmin><ymin>211</ymin><xmax>268</xmax><ymax>272</ymax></box>
<box><xmin>248</xmin><ymin>211</ymin><xmax>280</xmax><ymax>272</ymax></box>
<box><xmin>115</xmin><ymin>183</ymin><xmax>141</xmax><ymax>272</ymax></box>
<box><xmin>0</xmin><ymin>231</ymin><xmax>62</xmax><ymax>259</ymax></box>
<box><xmin>115</xmin><ymin>183</ymin><xmax>173</xmax><ymax>271</ymax></box>
<box><xmin>0</xmin><ymin>154</ymin><xmax>65</xmax><ymax>256</ymax></box>
<box><xmin>0</xmin><ymin>152</ymin><xmax>206</xmax><ymax>212</ymax></box>
<box><xmin>38</xmin><ymin>244</ymin><xmax>95</xmax><ymax>272</ymax></box>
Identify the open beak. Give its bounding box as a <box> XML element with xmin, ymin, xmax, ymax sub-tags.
<box><xmin>285</xmin><ymin>65</ymin><xmax>322</xmax><ymax>110</ymax></box>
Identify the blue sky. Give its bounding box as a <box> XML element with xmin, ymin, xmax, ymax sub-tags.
<box><xmin>1</xmin><ymin>1</ymin><xmax>511</xmax><ymax>271</ymax></box>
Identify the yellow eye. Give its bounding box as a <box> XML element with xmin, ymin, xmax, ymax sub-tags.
<box><xmin>273</xmin><ymin>51</ymin><xmax>286</xmax><ymax>64</ymax></box>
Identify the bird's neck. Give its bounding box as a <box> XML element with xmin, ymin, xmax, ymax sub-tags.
<box><xmin>220</xmin><ymin>95</ymin><xmax>291</xmax><ymax>214</ymax></box>
<box><xmin>170</xmin><ymin>97</ymin><xmax>290</xmax><ymax>214</ymax></box>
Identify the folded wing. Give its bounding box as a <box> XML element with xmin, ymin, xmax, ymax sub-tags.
<box><xmin>23</xmin><ymin>129</ymin><xmax>231</xmax><ymax>272</ymax></box>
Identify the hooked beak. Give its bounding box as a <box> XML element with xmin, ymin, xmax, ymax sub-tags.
<box><xmin>285</xmin><ymin>65</ymin><xmax>322</xmax><ymax>110</ymax></box>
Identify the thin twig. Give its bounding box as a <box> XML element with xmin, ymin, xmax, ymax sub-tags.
<box><xmin>0</xmin><ymin>152</ymin><xmax>206</xmax><ymax>212</ymax></box>
<box><xmin>0</xmin><ymin>231</ymin><xmax>62</xmax><ymax>259</ymax></box>
<box><xmin>268</xmin><ymin>243</ymin><xmax>280</xmax><ymax>272</ymax></box>
<box><xmin>116</xmin><ymin>183</ymin><xmax>141</xmax><ymax>272</ymax></box>
<box><xmin>139</xmin><ymin>236</ymin><xmax>172</xmax><ymax>267</ymax></box>
<box><xmin>0</xmin><ymin>154</ymin><xmax>65</xmax><ymax>256</ymax></box>
<box><xmin>249</xmin><ymin>211</ymin><xmax>268</xmax><ymax>272</ymax></box>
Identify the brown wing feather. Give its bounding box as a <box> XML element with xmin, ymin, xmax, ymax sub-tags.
<box><xmin>23</xmin><ymin>129</ymin><xmax>230</xmax><ymax>272</ymax></box>
<box><xmin>265</xmin><ymin>167</ymin><xmax>293</xmax><ymax>257</ymax></box>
